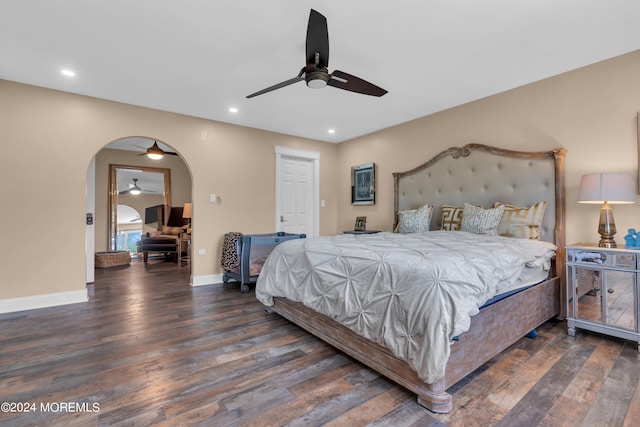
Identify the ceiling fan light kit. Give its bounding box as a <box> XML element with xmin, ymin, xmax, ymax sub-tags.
<box><xmin>247</xmin><ymin>9</ymin><xmax>387</xmax><ymax>99</ymax></box>
<box><xmin>138</xmin><ymin>141</ymin><xmax>179</xmax><ymax>159</ymax></box>
<box><xmin>119</xmin><ymin>178</ymin><xmax>143</xmax><ymax>195</ymax></box>
<box><xmin>306</xmin><ymin>70</ymin><xmax>330</xmax><ymax>88</ymax></box>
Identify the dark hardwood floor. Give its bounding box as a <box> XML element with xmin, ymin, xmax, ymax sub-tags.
<box><xmin>1</xmin><ymin>259</ymin><xmax>639</xmax><ymax>426</ymax></box>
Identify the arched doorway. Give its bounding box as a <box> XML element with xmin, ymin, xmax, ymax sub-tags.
<box><xmin>87</xmin><ymin>136</ymin><xmax>193</xmax><ymax>283</ymax></box>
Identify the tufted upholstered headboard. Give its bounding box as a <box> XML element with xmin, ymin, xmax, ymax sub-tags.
<box><xmin>393</xmin><ymin>144</ymin><xmax>566</xmax><ymax>248</ymax></box>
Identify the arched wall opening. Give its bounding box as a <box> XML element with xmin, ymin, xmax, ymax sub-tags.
<box><xmin>87</xmin><ymin>136</ymin><xmax>193</xmax><ymax>283</ymax></box>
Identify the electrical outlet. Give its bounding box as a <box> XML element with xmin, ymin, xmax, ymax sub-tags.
<box><xmin>198</xmin><ymin>249</ymin><xmax>206</xmax><ymax>255</ymax></box>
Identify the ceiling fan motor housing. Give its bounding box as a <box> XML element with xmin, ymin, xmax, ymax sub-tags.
<box><xmin>305</xmin><ymin>69</ymin><xmax>329</xmax><ymax>88</ymax></box>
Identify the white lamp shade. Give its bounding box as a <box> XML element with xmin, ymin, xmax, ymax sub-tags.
<box><xmin>578</xmin><ymin>172</ymin><xmax>636</xmax><ymax>204</ymax></box>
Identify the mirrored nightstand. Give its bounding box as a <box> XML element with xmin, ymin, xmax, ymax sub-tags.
<box><xmin>566</xmin><ymin>243</ymin><xmax>640</xmax><ymax>351</ymax></box>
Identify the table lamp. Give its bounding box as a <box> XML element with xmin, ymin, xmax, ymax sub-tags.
<box><xmin>182</xmin><ymin>202</ymin><xmax>192</xmax><ymax>234</ymax></box>
<box><xmin>578</xmin><ymin>172</ymin><xmax>635</xmax><ymax>248</ymax></box>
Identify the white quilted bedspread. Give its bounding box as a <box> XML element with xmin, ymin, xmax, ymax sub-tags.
<box><xmin>255</xmin><ymin>231</ymin><xmax>556</xmax><ymax>383</ymax></box>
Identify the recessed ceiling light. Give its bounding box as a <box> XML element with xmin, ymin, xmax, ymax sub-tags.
<box><xmin>61</xmin><ymin>69</ymin><xmax>76</xmax><ymax>77</ymax></box>
<box><xmin>229</xmin><ymin>107</ymin><xmax>238</xmax><ymax>113</ymax></box>
<box><xmin>328</xmin><ymin>129</ymin><xmax>336</xmax><ymax>134</ymax></box>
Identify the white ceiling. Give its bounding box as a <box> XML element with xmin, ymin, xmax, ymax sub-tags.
<box><xmin>2</xmin><ymin>1</ymin><xmax>639</xmax><ymax>143</ymax></box>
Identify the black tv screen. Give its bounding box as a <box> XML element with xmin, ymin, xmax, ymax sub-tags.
<box><xmin>144</xmin><ymin>204</ymin><xmax>163</xmax><ymax>224</ymax></box>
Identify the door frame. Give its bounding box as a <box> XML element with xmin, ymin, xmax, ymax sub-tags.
<box><xmin>274</xmin><ymin>146</ymin><xmax>320</xmax><ymax>237</ymax></box>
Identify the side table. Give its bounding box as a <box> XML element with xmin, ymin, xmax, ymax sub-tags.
<box><xmin>179</xmin><ymin>233</ymin><xmax>191</xmax><ymax>268</ymax></box>
<box><xmin>566</xmin><ymin>243</ymin><xmax>640</xmax><ymax>351</ymax></box>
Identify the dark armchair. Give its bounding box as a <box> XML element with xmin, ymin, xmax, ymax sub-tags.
<box><xmin>139</xmin><ymin>205</ymin><xmax>189</xmax><ymax>263</ymax></box>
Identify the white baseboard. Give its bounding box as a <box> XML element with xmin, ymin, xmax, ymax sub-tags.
<box><xmin>191</xmin><ymin>274</ymin><xmax>223</xmax><ymax>287</ymax></box>
<box><xmin>0</xmin><ymin>290</ymin><xmax>88</xmax><ymax>314</ymax></box>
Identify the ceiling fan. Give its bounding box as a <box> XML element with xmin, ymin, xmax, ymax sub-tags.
<box><xmin>137</xmin><ymin>141</ymin><xmax>178</xmax><ymax>160</ymax></box>
<box><xmin>119</xmin><ymin>178</ymin><xmax>157</xmax><ymax>195</ymax></box>
<box><xmin>246</xmin><ymin>9</ymin><xmax>387</xmax><ymax>99</ymax></box>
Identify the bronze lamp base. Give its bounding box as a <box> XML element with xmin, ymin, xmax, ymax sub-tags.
<box><xmin>597</xmin><ymin>201</ymin><xmax>617</xmax><ymax>248</ymax></box>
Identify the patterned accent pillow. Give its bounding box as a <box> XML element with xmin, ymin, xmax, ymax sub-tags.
<box><xmin>494</xmin><ymin>201</ymin><xmax>547</xmax><ymax>240</ymax></box>
<box><xmin>461</xmin><ymin>203</ymin><xmax>505</xmax><ymax>235</ymax></box>
<box><xmin>440</xmin><ymin>205</ymin><xmax>476</xmax><ymax>231</ymax></box>
<box><xmin>398</xmin><ymin>204</ymin><xmax>433</xmax><ymax>233</ymax></box>
<box><xmin>440</xmin><ymin>205</ymin><xmax>464</xmax><ymax>231</ymax></box>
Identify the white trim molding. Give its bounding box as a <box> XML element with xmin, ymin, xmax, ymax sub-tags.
<box><xmin>274</xmin><ymin>145</ymin><xmax>320</xmax><ymax>237</ymax></box>
<box><xmin>0</xmin><ymin>290</ymin><xmax>88</xmax><ymax>314</ymax></box>
<box><xmin>191</xmin><ymin>274</ymin><xmax>224</xmax><ymax>287</ymax></box>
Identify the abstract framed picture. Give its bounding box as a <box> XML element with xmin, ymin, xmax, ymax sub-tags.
<box><xmin>351</xmin><ymin>163</ymin><xmax>375</xmax><ymax>205</ymax></box>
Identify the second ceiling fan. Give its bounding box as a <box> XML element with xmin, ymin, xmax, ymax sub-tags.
<box><xmin>246</xmin><ymin>9</ymin><xmax>387</xmax><ymax>99</ymax></box>
<box><xmin>119</xmin><ymin>178</ymin><xmax>158</xmax><ymax>195</ymax></box>
<box><xmin>137</xmin><ymin>141</ymin><xmax>178</xmax><ymax>160</ymax></box>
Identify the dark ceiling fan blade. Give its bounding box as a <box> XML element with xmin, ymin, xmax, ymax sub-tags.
<box><xmin>306</xmin><ymin>9</ymin><xmax>329</xmax><ymax>68</ymax></box>
<box><xmin>328</xmin><ymin>70</ymin><xmax>387</xmax><ymax>97</ymax></box>
<box><xmin>136</xmin><ymin>152</ymin><xmax>178</xmax><ymax>156</ymax></box>
<box><xmin>246</xmin><ymin>69</ymin><xmax>305</xmax><ymax>98</ymax></box>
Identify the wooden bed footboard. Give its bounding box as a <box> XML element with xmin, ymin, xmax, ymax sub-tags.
<box><xmin>269</xmin><ymin>275</ymin><xmax>560</xmax><ymax>413</ymax></box>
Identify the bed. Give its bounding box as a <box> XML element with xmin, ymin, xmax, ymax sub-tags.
<box><xmin>256</xmin><ymin>144</ymin><xmax>566</xmax><ymax>413</ymax></box>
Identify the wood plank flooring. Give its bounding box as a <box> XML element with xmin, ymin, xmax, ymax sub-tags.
<box><xmin>0</xmin><ymin>260</ymin><xmax>639</xmax><ymax>426</ymax></box>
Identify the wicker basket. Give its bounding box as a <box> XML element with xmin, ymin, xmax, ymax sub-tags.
<box><xmin>95</xmin><ymin>251</ymin><xmax>131</xmax><ymax>268</ymax></box>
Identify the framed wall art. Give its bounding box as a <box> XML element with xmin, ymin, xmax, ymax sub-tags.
<box><xmin>354</xmin><ymin>216</ymin><xmax>367</xmax><ymax>231</ymax></box>
<box><xmin>351</xmin><ymin>162</ymin><xmax>376</xmax><ymax>205</ymax></box>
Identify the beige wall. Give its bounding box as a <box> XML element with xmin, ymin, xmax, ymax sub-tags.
<box><xmin>1</xmin><ymin>49</ymin><xmax>639</xmax><ymax>303</ymax></box>
<box><xmin>0</xmin><ymin>80</ymin><xmax>338</xmax><ymax>300</ymax></box>
<box><xmin>338</xmin><ymin>50</ymin><xmax>640</xmax><ymax>246</ymax></box>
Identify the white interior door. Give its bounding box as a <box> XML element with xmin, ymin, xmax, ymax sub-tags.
<box><xmin>280</xmin><ymin>156</ymin><xmax>312</xmax><ymax>234</ymax></box>
<box><xmin>275</xmin><ymin>146</ymin><xmax>319</xmax><ymax>237</ymax></box>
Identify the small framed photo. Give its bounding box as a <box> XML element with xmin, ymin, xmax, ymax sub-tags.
<box><xmin>354</xmin><ymin>216</ymin><xmax>367</xmax><ymax>232</ymax></box>
<box><xmin>351</xmin><ymin>163</ymin><xmax>375</xmax><ymax>205</ymax></box>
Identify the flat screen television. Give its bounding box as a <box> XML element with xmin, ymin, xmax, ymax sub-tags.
<box><xmin>144</xmin><ymin>204</ymin><xmax>163</xmax><ymax>224</ymax></box>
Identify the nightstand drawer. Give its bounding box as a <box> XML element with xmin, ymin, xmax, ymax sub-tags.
<box><xmin>567</xmin><ymin>249</ymin><xmax>636</xmax><ymax>270</ymax></box>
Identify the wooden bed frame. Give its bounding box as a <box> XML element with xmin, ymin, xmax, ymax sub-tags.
<box><xmin>268</xmin><ymin>144</ymin><xmax>566</xmax><ymax>413</ymax></box>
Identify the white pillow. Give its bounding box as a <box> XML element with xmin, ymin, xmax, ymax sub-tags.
<box><xmin>461</xmin><ymin>203</ymin><xmax>504</xmax><ymax>235</ymax></box>
<box><xmin>398</xmin><ymin>204</ymin><xmax>433</xmax><ymax>233</ymax></box>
